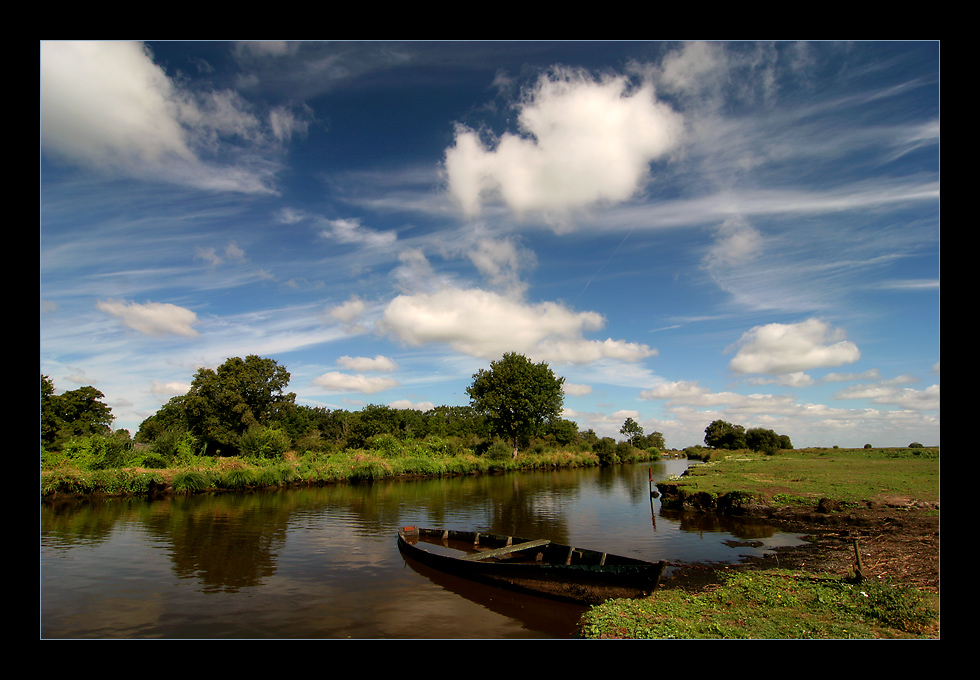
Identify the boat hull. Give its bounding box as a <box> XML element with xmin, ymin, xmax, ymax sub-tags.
<box><xmin>397</xmin><ymin>527</ymin><xmax>665</xmax><ymax>606</ymax></box>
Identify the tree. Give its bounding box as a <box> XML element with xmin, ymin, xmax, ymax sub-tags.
<box><xmin>704</xmin><ymin>419</ymin><xmax>746</xmax><ymax>450</ymax></box>
<box><xmin>466</xmin><ymin>352</ymin><xmax>565</xmax><ymax>457</ymax></box>
<box><xmin>620</xmin><ymin>417</ymin><xmax>643</xmax><ymax>445</ymax></box>
<box><xmin>182</xmin><ymin>355</ymin><xmax>295</xmax><ymax>455</ymax></box>
<box><xmin>42</xmin><ymin>375</ymin><xmax>114</xmax><ymax>447</ymax></box>
<box><xmin>746</xmin><ymin>427</ymin><xmax>781</xmax><ymax>455</ymax></box>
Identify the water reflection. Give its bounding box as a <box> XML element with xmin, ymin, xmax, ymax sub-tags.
<box><xmin>41</xmin><ymin>461</ymin><xmax>804</xmax><ymax>638</ymax></box>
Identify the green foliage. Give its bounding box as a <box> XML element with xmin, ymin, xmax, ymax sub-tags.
<box><xmin>848</xmin><ymin>577</ymin><xmax>937</xmax><ymax>633</ymax></box>
<box><xmin>182</xmin><ymin>355</ymin><xmax>295</xmax><ymax>455</ymax></box>
<box><xmin>706</xmin><ymin>419</ymin><xmax>791</xmax><ymax>453</ymax></box>
<box><xmin>704</xmin><ymin>420</ymin><xmax>746</xmax><ymax>450</ymax></box>
<box><xmin>620</xmin><ymin>417</ymin><xmax>643</xmax><ymax>445</ymax></box>
<box><xmin>41</xmin><ymin>375</ymin><xmax>115</xmax><ymax>449</ymax></box>
<box><xmin>593</xmin><ymin>437</ymin><xmax>618</xmax><ymax>466</ymax></box>
<box><xmin>44</xmin><ymin>433</ymin><xmax>137</xmax><ymax>471</ymax></box>
<box><xmin>238</xmin><ymin>425</ymin><xmax>291</xmax><ymax>459</ymax></box>
<box><xmin>578</xmin><ymin>571</ymin><xmax>937</xmax><ymax>639</ymax></box>
<box><xmin>467</xmin><ymin>352</ymin><xmax>565</xmax><ymax>454</ymax></box>
<box><xmin>172</xmin><ymin>470</ymin><xmax>213</xmax><ymax>494</ymax></box>
<box><xmin>150</xmin><ymin>429</ymin><xmax>201</xmax><ymax>465</ymax></box>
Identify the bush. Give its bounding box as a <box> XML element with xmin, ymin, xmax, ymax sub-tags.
<box><xmin>594</xmin><ymin>438</ymin><xmax>617</xmax><ymax>466</ymax></box>
<box><xmin>151</xmin><ymin>429</ymin><xmax>200</xmax><ymax>465</ymax></box>
<box><xmin>484</xmin><ymin>440</ymin><xmax>514</xmax><ymax>461</ymax></box>
<box><xmin>238</xmin><ymin>426</ymin><xmax>291</xmax><ymax>459</ymax></box>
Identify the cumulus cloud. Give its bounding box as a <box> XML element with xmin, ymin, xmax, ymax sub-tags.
<box><xmin>728</xmin><ymin>318</ymin><xmax>860</xmax><ymax>375</ymax></box>
<box><xmin>337</xmin><ymin>355</ymin><xmax>399</xmax><ymax>372</ymax></box>
<box><xmin>834</xmin><ymin>382</ymin><xmax>939</xmax><ymax>411</ymax></box>
<box><xmin>151</xmin><ymin>380</ymin><xmax>191</xmax><ymax>396</ymax></box>
<box><xmin>444</xmin><ymin>67</ymin><xmax>683</xmax><ymax>217</ymax></box>
<box><xmin>380</xmin><ymin>287</ymin><xmax>655</xmax><ymax>364</ymax></box>
<box><xmin>97</xmin><ymin>299</ymin><xmax>200</xmax><ymax>337</ymax></box>
<box><xmin>312</xmin><ymin>372</ymin><xmax>399</xmax><ymax>394</ymax></box>
<box><xmin>563</xmin><ymin>383</ymin><xmax>593</xmax><ymax>397</ymax></box>
<box><xmin>328</xmin><ymin>296</ymin><xmax>367</xmax><ymax>324</ymax></box>
<box><xmin>40</xmin><ymin>41</ymin><xmax>301</xmax><ymax>193</ymax></box>
<box><xmin>389</xmin><ymin>399</ymin><xmax>436</xmax><ymax>411</ymax></box>
<box><xmin>640</xmin><ymin>379</ymin><xmax>797</xmax><ymax>413</ymax></box>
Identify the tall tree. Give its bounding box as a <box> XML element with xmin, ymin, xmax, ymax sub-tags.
<box><xmin>466</xmin><ymin>352</ymin><xmax>565</xmax><ymax>457</ymax></box>
<box><xmin>41</xmin><ymin>375</ymin><xmax>114</xmax><ymax>447</ymax></box>
<box><xmin>704</xmin><ymin>419</ymin><xmax>746</xmax><ymax>450</ymax></box>
<box><xmin>183</xmin><ymin>355</ymin><xmax>295</xmax><ymax>454</ymax></box>
<box><xmin>620</xmin><ymin>417</ymin><xmax>643</xmax><ymax>445</ymax></box>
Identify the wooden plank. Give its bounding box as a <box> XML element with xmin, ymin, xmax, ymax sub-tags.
<box><xmin>461</xmin><ymin>539</ymin><xmax>550</xmax><ymax>561</ymax></box>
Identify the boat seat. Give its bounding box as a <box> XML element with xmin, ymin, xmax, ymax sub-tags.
<box><xmin>461</xmin><ymin>539</ymin><xmax>550</xmax><ymax>561</ymax></box>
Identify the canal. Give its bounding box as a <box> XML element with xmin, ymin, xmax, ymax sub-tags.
<box><xmin>40</xmin><ymin>459</ymin><xmax>806</xmax><ymax>638</ymax></box>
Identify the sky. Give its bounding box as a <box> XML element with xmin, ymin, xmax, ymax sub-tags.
<box><xmin>39</xmin><ymin>41</ymin><xmax>940</xmax><ymax>449</ymax></box>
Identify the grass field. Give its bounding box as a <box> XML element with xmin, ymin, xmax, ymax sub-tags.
<box><xmin>669</xmin><ymin>447</ymin><xmax>939</xmax><ymax>508</ymax></box>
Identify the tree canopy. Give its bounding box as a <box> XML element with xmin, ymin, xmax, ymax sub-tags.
<box><xmin>42</xmin><ymin>375</ymin><xmax>114</xmax><ymax>448</ymax></box>
<box><xmin>705</xmin><ymin>419</ymin><xmax>792</xmax><ymax>453</ymax></box>
<box><xmin>181</xmin><ymin>355</ymin><xmax>295</xmax><ymax>454</ymax></box>
<box><xmin>466</xmin><ymin>352</ymin><xmax>565</xmax><ymax>456</ymax></box>
<box><xmin>620</xmin><ymin>417</ymin><xmax>643</xmax><ymax>445</ymax></box>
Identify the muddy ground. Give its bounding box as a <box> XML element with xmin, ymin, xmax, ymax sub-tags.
<box><xmin>660</xmin><ymin>499</ymin><xmax>940</xmax><ymax>594</ymax></box>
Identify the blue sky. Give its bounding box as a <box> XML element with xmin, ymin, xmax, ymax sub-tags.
<box><xmin>40</xmin><ymin>41</ymin><xmax>939</xmax><ymax>448</ymax></box>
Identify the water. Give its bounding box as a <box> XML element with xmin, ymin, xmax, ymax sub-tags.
<box><xmin>40</xmin><ymin>460</ymin><xmax>806</xmax><ymax>638</ymax></box>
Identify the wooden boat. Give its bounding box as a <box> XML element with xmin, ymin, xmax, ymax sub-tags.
<box><xmin>397</xmin><ymin>526</ymin><xmax>666</xmax><ymax>605</ymax></box>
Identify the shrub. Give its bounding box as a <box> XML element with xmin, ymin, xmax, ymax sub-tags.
<box><xmin>484</xmin><ymin>440</ymin><xmax>514</xmax><ymax>461</ymax></box>
<box><xmin>151</xmin><ymin>429</ymin><xmax>200</xmax><ymax>465</ymax></box>
<box><xmin>594</xmin><ymin>438</ymin><xmax>617</xmax><ymax>466</ymax></box>
<box><xmin>239</xmin><ymin>426</ymin><xmax>291</xmax><ymax>459</ymax></box>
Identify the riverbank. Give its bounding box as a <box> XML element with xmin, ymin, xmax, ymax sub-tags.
<box><xmin>580</xmin><ymin>447</ymin><xmax>940</xmax><ymax>639</ymax></box>
<box><xmin>655</xmin><ymin>447</ymin><xmax>939</xmax><ymax>592</ymax></box>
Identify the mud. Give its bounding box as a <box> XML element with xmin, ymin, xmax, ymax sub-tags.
<box><xmin>659</xmin><ymin>502</ymin><xmax>939</xmax><ymax>594</ymax></box>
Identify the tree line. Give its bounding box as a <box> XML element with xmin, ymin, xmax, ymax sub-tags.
<box><xmin>702</xmin><ymin>419</ymin><xmax>793</xmax><ymax>454</ymax></box>
<box><xmin>41</xmin><ymin>353</ymin><xmax>669</xmax><ymax>466</ymax></box>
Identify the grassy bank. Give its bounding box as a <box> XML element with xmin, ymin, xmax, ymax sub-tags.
<box><xmin>40</xmin><ymin>438</ymin><xmax>660</xmax><ymax>499</ymax></box>
<box><xmin>581</xmin><ymin>446</ymin><xmax>940</xmax><ymax>639</ymax></box>
<box><xmin>659</xmin><ymin>446</ymin><xmax>939</xmax><ymax>511</ymax></box>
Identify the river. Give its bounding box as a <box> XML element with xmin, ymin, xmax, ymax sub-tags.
<box><xmin>40</xmin><ymin>459</ymin><xmax>806</xmax><ymax>639</ymax></box>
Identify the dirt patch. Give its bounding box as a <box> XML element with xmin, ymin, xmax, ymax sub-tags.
<box><xmin>660</xmin><ymin>504</ymin><xmax>939</xmax><ymax>594</ymax></box>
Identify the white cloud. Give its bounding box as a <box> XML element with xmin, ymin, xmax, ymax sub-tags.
<box><xmin>379</xmin><ymin>287</ymin><xmax>656</xmax><ymax>364</ymax></box>
<box><xmin>320</xmin><ymin>217</ymin><xmax>397</xmax><ymax>248</ymax></box>
<box><xmin>337</xmin><ymin>355</ymin><xmax>399</xmax><ymax>372</ymax></box>
<box><xmin>444</xmin><ymin>67</ymin><xmax>683</xmax><ymax>217</ymax></box>
<box><xmin>467</xmin><ymin>238</ymin><xmax>535</xmax><ymax>295</ymax></box>
<box><xmin>728</xmin><ymin>318</ymin><xmax>860</xmax><ymax>375</ymax></box>
<box><xmin>151</xmin><ymin>380</ymin><xmax>191</xmax><ymax>396</ymax></box>
<box><xmin>702</xmin><ymin>215</ymin><xmax>763</xmax><ymax>271</ymax></box>
<box><xmin>329</xmin><ymin>296</ymin><xmax>367</xmax><ymax>324</ymax></box>
<box><xmin>658</xmin><ymin>41</ymin><xmax>731</xmax><ymax>98</ymax></box>
<box><xmin>563</xmin><ymin>383</ymin><xmax>593</xmax><ymax>397</ymax></box>
<box><xmin>388</xmin><ymin>399</ymin><xmax>435</xmax><ymax>411</ymax></box>
<box><xmin>40</xmin><ymin>41</ymin><xmax>294</xmax><ymax>194</ymax></box>
<box><xmin>312</xmin><ymin>372</ymin><xmax>399</xmax><ymax>394</ymax></box>
<box><xmin>834</xmin><ymin>382</ymin><xmax>939</xmax><ymax>411</ymax></box>
<box><xmin>96</xmin><ymin>299</ymin><xmax>200</xmax><ymax>337</ymax></box>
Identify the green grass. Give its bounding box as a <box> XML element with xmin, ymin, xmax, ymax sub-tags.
<box><xmin>663</xmin><ymin>447</ymin><xmax>939</xmax><ymax>509</ymax></box>
<box><xmin>578</xmin><ymin>571</ymin><xmax>938</xmax><ymax>639</ymax></box>
<box><xmin>40</xmin><ymin>440</ymin><xmax>653</xmax><ymax>498</ymax></box>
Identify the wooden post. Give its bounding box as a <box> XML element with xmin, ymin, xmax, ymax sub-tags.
<box><xmin>852</xmin><ymin>538</ymin><xmax>864</xmax><ymax>581</ymax></box>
